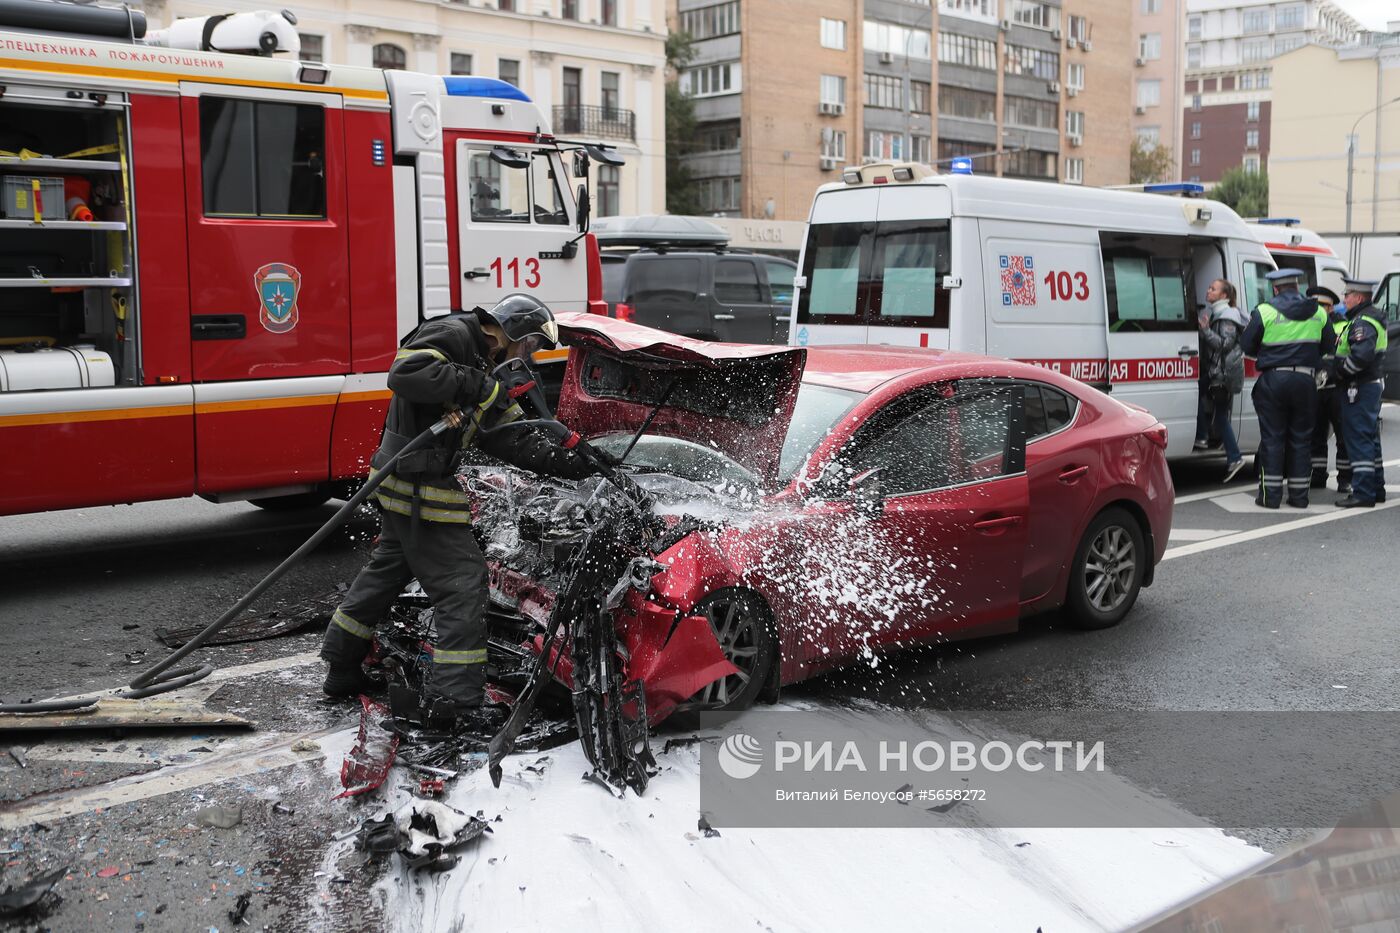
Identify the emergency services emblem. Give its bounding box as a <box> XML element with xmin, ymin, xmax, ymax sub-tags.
<box><xmin>1000</xmin><ymin>254</ymin><xmax>1036</xmax><ymax>307</ymax></box>
<box><xmin>254</xmin><ymin>262</ymin><xmax>302</xmax><ymax>334</ymax></box>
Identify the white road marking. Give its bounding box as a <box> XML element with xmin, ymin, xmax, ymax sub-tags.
<box><xmin>1163</xmin><ymin>498</ymin><xmax>1400</xmax><ymax>562</ymax></box>
<box><xmin>1166</xmin><ymin>528</ymin><xmax>1233</xmax><ymax>542</ymax></box>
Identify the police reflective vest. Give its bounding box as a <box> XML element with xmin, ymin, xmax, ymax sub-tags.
<box><xmin>1336</xmin><ymin>312</ymin><xmax>1389</xmax><ymax>358</ymax></box>
<box><xmin>1258</xmin><ymin>302</ymin><xmax>1328</xmax><ymax>349</ymax></box>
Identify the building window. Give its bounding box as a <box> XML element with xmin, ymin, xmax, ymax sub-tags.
<box><xmin>1190</xmin><ymin>121</ymin><xmax>1201</xmax><ymax>138</ymax></box>
<box><xmin>1065</xmin><ymin>157</ymin><xmax>1084</xmax><ymax>184</ymax></box>
<box><xmin>601</xmin><ymin>71</ymin><xmax>620</xmax><ymax>116</ymax></box>
<box><xmin>820</xmin><ymin>74</ymin><xmax>847</xmax><ymax>107</ymax></box>
<box><xmin>562</xmin><ymin>0</ymin><xmax>579</xmax><ymax>20</ymax></box>
<box><xmin>1187</xmin><ymin>44</ymin><xmax>1202</xmax><ymax>68</ymax></box>
<box><xmin>199</xmin><ymin>97</ymin><xmax>326</xmax><ymax>219</ymax></box>
<box><xmin>1067</xmin><ymin>62</ymin><xmax>1085</xmax><ymax>90</ymax></box>
<box><xmin>373</xmin><ymin>43</ymin><xmax>406</xmax><ymax>70</ymax></box>
<box><xmin>499</xmin><ymin>58</ymin><xmax>520</xmax><ymax>87</ymax></box>
<box><xmin>1066</xmin><ymin>110</ymin><xmax>1084</xmax><ymax>137</ymax></box>
<box><xmin>680</xmin><ymin>62</ymin><xmax>741</xmax><ymax>97</ymax></box>
<box><xmin>601</xmin><ymin>0</ymin><xmax>617</xmax><ymax>27</ymax></box>
<box><xmin>681</xmin><ymin>2</ymin><xmax>741</xmax><ymax>40</ymax></box>
<box><xmin>450</xmin><ymin>52</ymin><xmax>473</xmax><ymax>75</ymax></box>
<box><xmin>910</xmin><ymin>80</ymin><xmax>931</xmax><ymax>114</ymax></box>
<box><xmin>1242</xmin><ymin>8</ymin><xmax>1270</xmax><ymax>33</ymax></box>
<box><xmin>821</xmin><ymin>129</ymin><xmax>847</xmax><ymax>161</ymax></box>
<box><xmin>1246</xmin><ymin>100</ymin><xmax>1260</xmax><ymax>121</ymax></box>
<box><xmin>1243</xmin><ymin>156</ymin><xmax>1260</xmax><ymax>173</ymax></box>
<box><xmin>864</xmin><ymin>19</ymin><xmax>932</xmax><ymax>60</ymax></box>
<box><xmin>1191</xmin><ymin>93</ymin><xmax>1202</xmax><ymax>111</ymax></box>
<box><xmin>1137</xmin><ymin>126</ymin><xmax>1160</xmax><ymax>145</ymax></box>
<box><xmin>696</xmin><ymin>121</ymin><xmax>741</xmax><ymax>152</ymax></box>
<box><xmin>1138</xmin><ymin>33</ymin><xmax>1161</xmax><ymax>61</ymax></box>
<box><xmin>1005</xmin><ymin>45</ymin><xmax>1059</xmax><ymax>81</ymax></box>
<box><xmin>1276</xmin><ymin>5</ymin><xmax>1304</xmax><ymax>29</ymax></box>
<box><xmin>911</xmin><ymin>134</ymin><xmax>931</xmax><ymax>163</ymax></box>
<box><xmin>1004</xmin><ymin>95</ymin><xmax>1058</xmax><ymax>129</ymax></box>
<box><xmin>940</xmin><ymin>0</ymin><xmax>994</xmax><ymax>19</ymax></box>
<box><xmin>1067</xmin><ymin>15</ymin><xmax>1090</xmax><ymax>43</ymax></box>
<box><xmin>864</xmin><ymin>73</ymin><xmax>902</xmax><ymax>109</ymax></box>
<box><xmin>1190</xmin><ymin>148</ymin><xmax>1200</xmax><ymax>165</ymax></box>
<box><xmin>1274</xmin><ymin>36</ymin><xmax>1303</xmax><ymax>54</ymax></box>
<box><xmin>938</xmin><ymin>32</ymin><xmax>997</xmax><ymax>70</ymax></box>
<box><xmin>1241</xmin><ymin>38</ymin><xmax>1270</xmax><ymax>63</ymax></box>
<box><xmin>498</xmin><ymin>0</ymin><xmax>515</xmax><ymax>9</ymax></box>
<box><xmin>1245</xmin><ymin>128</ymin><xmax>1259</xmax><ymax>149</ymax></box>
<box><xmin>1003</xmin><ymin>148</ymin><xmax>1056</xmax><ymax>179</ymax></box>
<box><xmin>697</xmin><ymin>176</ymin><xmax>742</xmax><ymax>212</ymax></box>
<box><xmin>1240</xmin><ymin>72</ymin><xmax>1254</xmax><ymax>89</ymax></box>
<box><xmin>298</xmin><ymin>33</ymin><xmax>324</xmax><ymax>62</ymax></box>
<box><xmin>597</xmin><ymin>164</ymin><xmax>620</xmax><ymax>217</ymax></box>
<box><xmin>1136</xmin><ymin>79</ymin><xmax>1161</xmax><ymax>108</ymax></box>
<box><xmin>1140</xmin><ymin>0</ymin><xmax>1159</xmax><ymax>13</ymax></box>
<box><xmin>864</xmin><ymin>130</ymin><xmax>904</xmax><ymax>161</ymax></box>
<box><xmin>937</xmin><ymin>85</ymin><xmax>996</xmax><ymax>120</ymax></box>
<box><xmin>1189</xmin><ymin>175</ymin><xmax>1200</xmax><ymax>183</ymax></box>
<box><xmin>820</xmin><ymin>17</ymin><xmax>847</xmax><ymax>50</ymax></box>
<box><xmin>1258</xmin><ymin>71</ymin><xmax>1270</xmax><ymax>88</ymax></box>
<box><xmin>1010</xmin><ymin>0</ymin><xmax>1059</xmax><ymax>31</ymax></box>
<box><xmin>1187</xmin><ymin>15</ymin><xmax>1201</xmax><ymax>39</ymax></box>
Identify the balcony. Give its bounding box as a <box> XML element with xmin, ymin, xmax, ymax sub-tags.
<box><xmin>552</xmin><ymin>104</ymin><xmax>635</xmax><ymax>142</ymax></box>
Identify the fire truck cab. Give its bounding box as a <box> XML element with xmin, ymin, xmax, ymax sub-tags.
<box><xmin>0</xmin><ymin>4</ymin><xmax>610</xmax><ymax>517</ymax></box>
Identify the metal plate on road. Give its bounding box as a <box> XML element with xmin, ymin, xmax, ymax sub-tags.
<box><xmin>0</xmin><ymin>697</ymin><xmax>253</xmax><ymax>732</ymax></box>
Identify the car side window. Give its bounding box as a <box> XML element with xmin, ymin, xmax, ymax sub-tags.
<box><xmin>1025</xmin><ymin>383</ymin><xmax>1078</xmax><ymax>442</ymax></box>
<box><xmin>844</xmin><ymin>383</ymin><xmax>1021</xmax><ymax>498</ymax></box>
<box><xmin>630</xmin><ymin>258</ymin><xmax>700</xmax><ymax>304</ymax></box>
<box><xmin>714</xmin><ymin>259</ymin><xmax>763</xmax><ymax>304</ymax></box>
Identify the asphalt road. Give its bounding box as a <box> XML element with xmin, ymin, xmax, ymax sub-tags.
<box><xmin>1</xmin><ymin>409</ymin><xmax>1397</xmax><ymax>930</ymax></box>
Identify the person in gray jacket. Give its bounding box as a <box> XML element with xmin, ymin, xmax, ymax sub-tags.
<box><xmin>1193</xmin><ymin>278</ymin><xmax>1249</xmax><ymax>481</ymax></box>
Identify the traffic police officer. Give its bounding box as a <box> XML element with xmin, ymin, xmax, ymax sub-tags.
<box><xmin>1240</xmin><ymin>268</ymin><xmax>1335</xmax><ymax>508</ymax></box>
<box><xmin>1333</xmin><ymin>278</ymin><xmax>1389</xmax><ymax>508</ymax></box>
<box><xmin>321</xmin><ymin>295</ymin><xmax>596</xmax><ymax>723</ymax></box>
<box><xmin>1306</xmin><ymin>286</ymin><xmax>1351</xmax><ymax>494</ymax></box>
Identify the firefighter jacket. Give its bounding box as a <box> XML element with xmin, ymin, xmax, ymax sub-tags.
<box><xmin>1241</xmin><ymin>288</ymin><xmax>1334</xmax><ymax>371</ymax></box>
<box><xmin>370</xmin><ymin>313</ymin><xmax>593</xmax><ymax>523</ymax></box>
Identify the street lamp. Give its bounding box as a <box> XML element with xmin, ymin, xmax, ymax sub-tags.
<box><xmin>1345</xmin><ymin>94</ymin><xmax>1400</xmax><ymax>233</ymax></box>
<box><xmin>902</xmin><ymin>7</ymin><xmax>935</xmax><ymax>161</ymax></box>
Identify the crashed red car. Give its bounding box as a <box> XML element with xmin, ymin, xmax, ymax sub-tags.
<box><xmin>470</xmin><ymin>313</ymin><xmax>1173</xmax><ymax>728</ymax></box>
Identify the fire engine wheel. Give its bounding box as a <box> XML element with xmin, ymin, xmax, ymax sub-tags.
<box><xmin>1066</xmin><ymin>507</ymin><xmax>1145</xmax><ymax>630</ymax></box>
<box><xmin>691</xmin><ymin>589</ymin><xmax>776</xmax><ymax>712</ymax></box>
<box><xmin>249</xmin><ymin>489</ymin><xmax>333</xmax><ymax>512</ymax></box>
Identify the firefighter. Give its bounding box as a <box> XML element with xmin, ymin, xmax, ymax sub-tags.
<box><xmin>1240</xmin><ymin>268</ymin><xmax>1334</xmax><ymax>509</ymax></box>
<box><xmin>1332</xmin><ymin>278</ymin><xmax>1389</xmax><ymax>508</ymax></box>
<box><xmin>1307</xmin><ymin>286</ymin><xmax>1351</xmax><ymax>495</ymax></box>
<box><xmin>320</xmin><ymin>294</ymin><xmax>596</xmax><ymax>726</ymax></box>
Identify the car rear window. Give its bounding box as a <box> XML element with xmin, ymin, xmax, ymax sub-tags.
<box><xmin>630</xmin><ymin>258</ymin><xmax>700</xmax><ymax>303</ymax></box>
<box><xmin>766</xmin><ymin>259</ymin><xmax>796</xmax><ymax>306</ymax></box>
<box><xmin>601</xmin><ymin>256</ymin><xmax>627</xmax><ymax>303</ymax></box>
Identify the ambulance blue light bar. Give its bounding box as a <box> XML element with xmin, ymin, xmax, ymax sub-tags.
<box><xmin>443</xmin><ymin>76</ymin><xmax>532</xmax><ymax>102</ymax></box>
<box><xmin>1143</xmin><ymin>182</ymin><xmax>1205</xmax><ymax>196</ymax></box>
<box><xmin>950</xmin><ymin>157</ymin><xmax>974</xmax><ymax>175</ymax></box>
<box><xmin>1254</xmin><ymin>217</ymin><xmax>1301</xmax><ymax>226</ymax></box>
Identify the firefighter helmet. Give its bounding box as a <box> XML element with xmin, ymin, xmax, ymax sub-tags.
<box><xmin>484</xmin><ymin>293</ymin><xmax>560</xmax><ymax>355</ymax></box>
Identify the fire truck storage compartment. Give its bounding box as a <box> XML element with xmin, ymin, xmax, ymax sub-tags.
<box><xmin>0</xmin><ymin>88</ymin><xmax>136</xmax><ymax>392</ymax></box>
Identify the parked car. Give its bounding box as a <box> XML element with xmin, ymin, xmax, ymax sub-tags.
<box><xmin>599</xmin><ymin>248</ymin><xmax>797</xmax><ymax>344</ymax></box>
<box><xmin>468</xmin><ymin>314</ymin><xmax>1173</xmax><ymax>725</ymax></box>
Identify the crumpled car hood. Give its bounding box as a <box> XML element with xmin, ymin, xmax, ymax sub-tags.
<box><xmin>555</xmin><ymin>312</ymin><xmax>807</xmax><ymax>485</ymax></box>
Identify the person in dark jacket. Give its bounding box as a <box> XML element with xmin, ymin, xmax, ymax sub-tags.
<box><xmin>1307</xmin><ymin>286</ymin><xmax>1351</xmax><ymax>494</ymax></box>
<box><xmin>321</xmin><ymin>295</ymin><xmax>595</xmax><ymax>723</ymax></box>
<box><xmin>1332</xmin><ymin>278</ymin><xmax>1389</xmax><ymax>508</ymax></box>
<box><xmin>1240</xmin><ymin>268</ymin><xmax>1335</xmax><ymax>509</ymax></box>
<box><xmin>1193</xmin><ymin>278</ymin><xmax>1249</xmax><ymax>481</ymax></box>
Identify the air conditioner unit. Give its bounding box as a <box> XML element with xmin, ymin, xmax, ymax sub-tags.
<box><xmin>819</xmin><ymin>101</ymin><xmax>843</xmax><ymax>115</ymax></box>
<box><xmin>820</xmin><ymin>156</ymin><xmax>840</xmax><ymax>171</ymax></box>
<box><xmin>1069</xmin><ymin>134</ymin><xmax>1083</xmax><ymax>147</ymax></box>
<box><xmin>999</xmin><ymin>19</ymin><xmax>1011</xmax><ymax>31</ymax></box>
<box><xmin>1048</xmin><ymin>80</ymin><xmax>1061</xmax><ymax>93</ymax></box>
<box><xmin>1067</xmin><ymin>86</ymin><xmax>1079</xmax><ymax>97</ymax></box>
<box><xmin>1135</xmin><ymin>56</ymin><xmax>1147</xmax><ymax>66</ymax></box>
<box><xmin>1051</xmin><ymin>28</ymin><xmax>1062</xmax><ymax>40</ymax></box>
<box><xmin>1082</xmin><ymin>39</ymin><xmax>1092</xmax><ymax>51</ymax></box>
<box><xmin>1066</xmin><ymin>37</ymin><xmax>1078</xmax><ymax>49</ymax></box>
<box><xmin>1134</xmin><ymin>105</ymin><xmax>1147</xmax><ymax>114</ymax></box>
<box><xmin>879</xmin><ymin>51</ymin><xmax>894</xmax><ymax>63</ymax></box>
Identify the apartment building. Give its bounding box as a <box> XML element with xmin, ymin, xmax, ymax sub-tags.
<box><xmin>1130</xmin><ymin>0</ymin><xmax>1187</xmax><ymax>177</ymax></box>
<box><xmin>674</xmin><ymin>0</ymin><xmax>1132</xmax><ymax>221</ymax></box>
<box><xmin>138</xmin><ymin>0</ymin><xmax>669</xmax><ymax>216</ymax></box>
<box><xmin>1269</xmin><ymin>28</ymin><xmax>1400</xmax><ymax>233</ymax></box>
<box><xmin>1180</xmin><ymin>0</ymin><xmax>1361</xmax><ymax>186</ymax></box>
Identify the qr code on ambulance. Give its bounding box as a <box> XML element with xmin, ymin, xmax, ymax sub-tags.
<box><xmin>1000</xmin><ymin>255</ymin><xmax>1036</xmax><ymax>306</ymax></box>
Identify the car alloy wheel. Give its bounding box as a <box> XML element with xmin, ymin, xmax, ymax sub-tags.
<box><xmin>1083</xmin><ymin>525</ymin><xmax>1137</xmax><ymax>614</ymax></box>
<box><xmin>694</xmin><ymin>591</ymin><xmax>773</xmax><ymax>710</ymax></box>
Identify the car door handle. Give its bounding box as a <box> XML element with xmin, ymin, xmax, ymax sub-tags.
<box><xmin>464</xmin><ymin>268</ymin><xmax>489</xmax><ymax>280</ymax></box>
<box><xmin>1178</xmin><ymin>345</ymin><xmax>1200</xmax><ymax>357</ymax></box>
<box><xmin>1058</xmin><ymin>465</ymin><xmax>1090</xmax><ymax>484</ymax></box>
<box><xmin>973</xmin><ymin>515</ymin><xmax>1024</xmax><ymax>535</ymax></box>
<box><xmin>713</xmin><ymin>313</ymin><xmax>736</xmax><ymax>320</ymax></box>
<box><xmin>191</xmin><ymin>314</ymin><xmax>246</xmax><ymax>340</ymax></box>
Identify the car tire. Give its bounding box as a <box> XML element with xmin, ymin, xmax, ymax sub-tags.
<box><xmin>249</xmin><ymin>489</ymin><xmax>333</xmax><ymax>512</ymax></box>
<box><xmin>1065</xmin><ymin>507</ymin><xmax>1146</xmax><ymax>630</ymax></box>
<box><xmin>690</xmin><ymin>589</ymin><xmax>777</xmax><ymax>712</ymax></box>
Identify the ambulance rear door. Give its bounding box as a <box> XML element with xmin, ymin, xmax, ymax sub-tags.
<box><xmin>1100</xmin><ymin>231</ymin><xmax>1202</xmax><ymax>457</ymax></box>
<box><xmin>978</xmin><ymin>218</ymin><xmax>1109</xmax><ymax>388</ymax></box>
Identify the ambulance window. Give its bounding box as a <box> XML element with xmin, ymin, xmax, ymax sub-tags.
<box><xmin>200</xmin><ymin>98</ymin><xmax>326</xmax><ymax>219</ymax></box>
<box><xmin>1271</xmin><ymin>253</ymin><xmax>1314</xmax><ymax>288</ymax></box>
<box><xmin>873</xmin><ymin>222</ymin><xmax>950</xmax><ymax>327</ymax></box>
<box><xmin>1100</xmin><ymin>233</ymin><xmax>1193</xmax><ymax>331</ymax></box>
<box><xmin>800</xmin><ymin>224</ymin><xmax>864</xmax><ymax>321</ymax></box>
<box><xmin>531</xmin><ymin>153</ymin><xmax>569</xmax><ymax>225</ymax></box>
<box><xmin>468</xmin><ymin>150</ymin><xmax>530</xmax><ymax>223</ymax></box>
<box><xmin>1242</xmin><ymin>261</ymin><xmax>1272</xmax><ymax>312</ymax></box>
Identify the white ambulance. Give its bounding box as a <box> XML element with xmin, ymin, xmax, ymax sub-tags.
<box><xmin>789</xmin><ymin>163</ymin><xmax>1277</xmax><ymax>458</ymax></box>
<box><xmin>1245</xmin><ymin>219</ymin><xmax>1348</xmax><ymax>297</ymax></box>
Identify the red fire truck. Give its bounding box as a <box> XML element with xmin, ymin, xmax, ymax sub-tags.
<box><xmin>0</xmin><ymin>4</ymin><xmax>611</xmax><ymax>517</ymax></box>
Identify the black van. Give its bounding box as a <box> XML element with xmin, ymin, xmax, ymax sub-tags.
<box><xmin>599</xmin><ymin>249</ymin><xmax>797</xmax><ymax>345</ymax></box>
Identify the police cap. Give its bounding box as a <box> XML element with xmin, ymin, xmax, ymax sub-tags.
<box><xmin>1264</xmin><ymin>268</ymin><xmax>1306</xmax><ymax>283</ymax></box>
<box><xmin>1306</xmin><ymin>285</ymin><xmax>1341</xmax><ymax>305</ymax></box>
<box><xmin>1341</xmin><ymin>278</ymin><xmax>1377</xmax><ymax>295</ymax></box>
